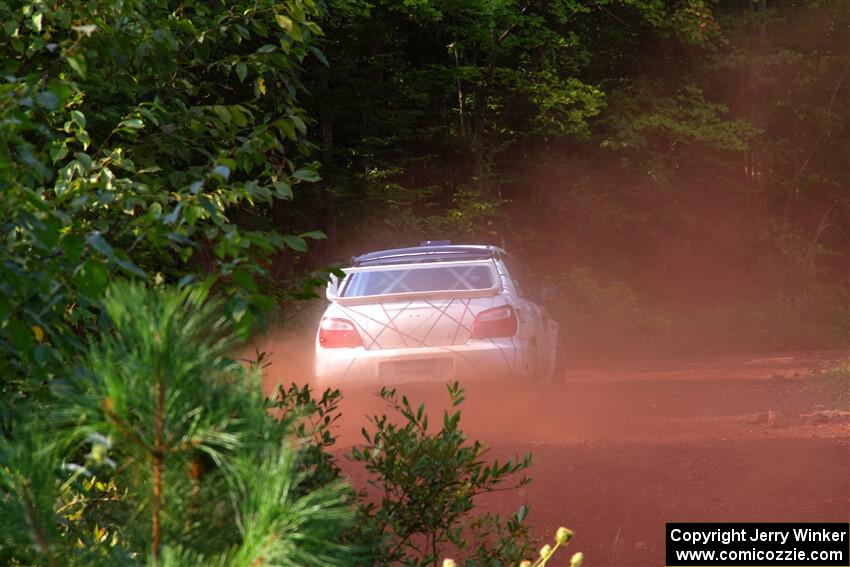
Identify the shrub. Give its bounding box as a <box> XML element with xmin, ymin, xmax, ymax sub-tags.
<box><xmin>0</xmin><ymin>0</ymin><xmax>327</xmax><ymax>436</ymax></box>
<box><xmin>351</xmin><ymin>383</ymin><xmax>534</xmax><ymax>567</ymax></box>
<box><xmin>0</xmin><ymin>282</ymin><xmax>355</xmax><ymax>566</ymax></box>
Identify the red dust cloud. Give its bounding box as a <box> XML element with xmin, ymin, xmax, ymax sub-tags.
<box><xmin>253</xmin><ymin>316</ymin><xmax>849</xmax><ymax>567</ymax></box>
<box><xmin>251</xmin><ymin>6</ymin><xmax>850</xmax><ymax>557</ymax></box>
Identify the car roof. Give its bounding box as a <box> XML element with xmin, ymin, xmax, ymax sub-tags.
<box><xmin>351</xmin><ymin>244</ymin><xmax>502</xmax><ymax>267</ymax></box>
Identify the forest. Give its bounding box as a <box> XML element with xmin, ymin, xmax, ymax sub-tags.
<box><xmin>1</xmin><ymin>0</ymin><xmax>848</xmax><ymax>565</ymax></box>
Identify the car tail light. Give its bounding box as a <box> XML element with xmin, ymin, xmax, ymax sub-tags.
<box><xmin>470</xmin><ymin>305</ymin><xmax>517</xmax><ymax>339</ymax></box>
<box><xmin>318</xmin><ymin>317</ymin><xmax>362</xmax><ymax>348</ymax></box>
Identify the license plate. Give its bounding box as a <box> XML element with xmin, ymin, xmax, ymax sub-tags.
<box><xmin>380</xmin><ymin>358</ymin><xmax>453</xmax><ymax>382</ymax></box>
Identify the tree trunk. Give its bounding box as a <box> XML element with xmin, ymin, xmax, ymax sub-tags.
<box><xmin>473</xmin><ymin>83</ymin><xmax>486</xmax><ymax>186</ymax></box>
<box><xmin>319</xmin><ymin>69</ymin><xmax>333</xmax><ymax>169</ymax></box>
<box><xmin>453</xmin><ymin>46</ymin><xmax>466</xmax><ymax>142</ymax></box>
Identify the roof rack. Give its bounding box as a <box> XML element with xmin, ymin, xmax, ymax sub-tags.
<box><xmin>351</xmin><ymin>244</ymin><xmax>496</xmax><ymax>267</ymax></box>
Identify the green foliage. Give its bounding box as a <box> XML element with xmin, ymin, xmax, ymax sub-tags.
<box><xmin>603</xmin><ymin>83</ymin><xmax>761</xmax><ymax>171</ymax></box>
<box><xmin>0</xmin><ymin>282</ymin><xmax>355</xmax><ymax>566</ymax></box>
<box><xmin>351</xmin><ymin>382</ymin><xmax>533</xmax><ymax>567</ymax></box>
<box><xmin>270</xmin><ymin>380</ymin><xmax>345</xmax><ymax>491</ymax></box>
<box><xmin>0</xmin><ymin>0</ymin><xmax>328</xmax><ymax>431</ymax></box>
<box><xmin>0</xmin><ymin>429</ymin><xmax>63</xmax><ymax>566</ymax></box>
<box><xmin>354</xmin><ymin>175</ymin><xmax>506</xmax><ymax>247</ymax></box>
<box><xmin>308</xmin><ymin>0</ymin><xmax>720</xmax><ymax>246</ymax></box>
<box><xmin>524</xmin><ymin>73</ymin><xmax>605</xmax><ymax>138</ymax></box>
<box><xmin>559</xmin><ymin>265</ymin><xmax>673</xmax><ymax>352</ymax></box>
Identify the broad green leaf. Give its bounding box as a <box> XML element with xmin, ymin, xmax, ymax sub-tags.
<box><xmin>163</xmin><ymin>202</ymin><xmax>183</xmax><ymax>225</ymax></box>
<box><xmin>275</xmin><ymin>118</ymin><xmax>296</xmax><ymax>140</ymax></box>
<box><xmin>233</xmin><ymin>309</ymin><xmax>255</xmax><ymax>341</ymax></box>
<box><xmin>283</xmin><ymin>235</ymin><xmax>308</xmax><ymax>252</ymax></box>
<box><xmin>292</xmin><ymin>169</ymin><xmax>320</xmax><ymax>182</ymax></box>
<box><xmin>36</xmin><ymin>91</ymin><xmax>59</xmax><ymax>109</ymax></box>
<box><xmin>272</xmin><ymin>181</ymin><xmax>293</xmax><ymax>199</ymax></box>
<box><xmin>50</xmin><ymin>142</ymin><xmax>68</xmax><ymax>164</ymax></box>
<box><xmin>309</xmin><ymin>46</ymin><xmax>328</xmax><ymax>66</ymax></box>
<box><xmin>71</xmin><ymin>110</ymin><xmax>86</xmax><ymax>129</ymax></box>
<box><xmin>229</xmin><ymin>106</ymin><xmax>248</xmax><ymax>127</ymax></box>
<box><xmin>66</xmin><ymin>55</ymin><xmax>86</xmax><ymax>78</ymax></box>
<box><xmin>139</xmin><ymin>107</ymin><xmax>160</xmax><ymax>126</ymax></box>
<box><xmin>121</xmin><ymin>118</ymin><xmax>144</xmax><ymax>129</ymax></box>
<box><xmin>87</xmin><ymin>233</ymin><xmax>114</xmax><ymax>258</ymax></box>
<box><xmin>228</xmin><ymin>296</ymin><xmax>248</xmax><ymax>322</ymax></box>
<box><xmin>231</xmin><ymin>267</ymin><xmax>258</xmax><ymax>293</ymax></box>
<box><xmin>212</xmin><ymin>165</ymin><xmax>230</xmax><ymax>180</ymax></box>
<box><xmin>276</xmin><ymin>14</ymin><xmax>293</xmax><ymax>31</ymax></box>
<box><xmin>114</xmin><ymin>256</ymin><xmax>147</xmax><ymax>279</ymax></box>
<box><xmin>33</xmin><ymin>344</ymin><xmax>59</xmax><ymax>367</ymax></box>
<box><xmin>212</xmin><ymin>105</ymin><xmax>231</xmax><ymax>124</ymax></box>
<box><xmin>291</xmin><ymin>115</ymin><xmax>307</xmax><ymax>134</ymax></box>
<box><xmin>288</xmin><ymin>23</ymin><xmax>303</xmax><ymax>42</ymax></box>
<box><xmin>185</xmin><ymin>205</ymin><xmax>201</xmax><ymax>225</ymax></box>
<box><xmin>75</xmin><ymin>152</ymin><xmax>92</xmax><ymax>172</ymax></box>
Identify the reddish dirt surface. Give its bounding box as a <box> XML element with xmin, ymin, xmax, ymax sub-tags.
<box><xmin>260</xmin><ymin>340</ymin><xmax>850</xmax><ymax>567</ymax></box>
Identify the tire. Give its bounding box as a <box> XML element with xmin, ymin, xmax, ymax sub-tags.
<box><xmin>551</xmin><ymin>339</ymin><xmax>567</xmax><ymax>384</ymax></box>
<box><xmin>533</xmin><ymin>343</ymin><xmax>559</xmax><ymax>387</ymax></box>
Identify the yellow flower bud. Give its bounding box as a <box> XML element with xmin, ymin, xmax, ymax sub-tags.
<box><xmin>556</xmin><ymin>526</ymin><xmax>574</xmax><ymax>544</ymax></box>
<box><xmin>442</xmin><ymin>560</ymin><xmax>457</xmax><ymax>567</ymax></box>
<box><xmin>570</xmin><ymin>551</ymin><xmax>584</xmax><ymax>567</ymax></box>
<box><xmin>519</xmin><ymin>561</ymin><xmax>532</xmax><ymax>567</ymax></box>
<box><xmin>539</xmin><ymin>544</ymin><xmax>552</xmax><ymax>558</ymax></box>
<box><xmin>90</xmin><ymin>444</ymin><xmax>103</xmax><ymax>462</ymax></box>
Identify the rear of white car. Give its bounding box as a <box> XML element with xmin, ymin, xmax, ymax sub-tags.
<box><xmin>314</xmin><ymin>245</ymin><xmax>558</xmax><ymax>388</ymax></box>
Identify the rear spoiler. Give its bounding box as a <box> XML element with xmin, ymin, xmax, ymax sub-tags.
<box><xmin>327</xmin><ymin>285</ymin><xmax>500</xmax><ymax>306</ymax></box>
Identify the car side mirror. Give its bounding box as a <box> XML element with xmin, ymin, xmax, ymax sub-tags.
<box><xmin>539</xmin><ymin>284</ymin><xmax>560</xmax><ymax>302</ymax></box>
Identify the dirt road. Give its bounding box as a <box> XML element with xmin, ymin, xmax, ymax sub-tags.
<box><xmin>261</xmin><ymin>343</ymin><xmax>849</xmax><ymax>567</ymax></box>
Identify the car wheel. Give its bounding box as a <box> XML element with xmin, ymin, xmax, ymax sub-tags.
<box><xmin>551</xmin><ymin>340</ymin><xmax>567</xmax><ymax>384</ymax></box>
<box><xmin>532</xmin><ymin>348</ymin><xmax>557</xmax><ymax>387</ymax></box>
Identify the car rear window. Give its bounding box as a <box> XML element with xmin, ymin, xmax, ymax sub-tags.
<box><xmin>341</xmin><ymin>264</ymin><xmax>495</xmax><ymax>297</ymax></box>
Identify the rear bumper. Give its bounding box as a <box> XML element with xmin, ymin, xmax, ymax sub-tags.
<box><xmin>314</xmin><ymin>339</ymin><xmax>527</xmax><ymax>388</ymax></box>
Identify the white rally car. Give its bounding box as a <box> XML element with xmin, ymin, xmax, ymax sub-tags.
<box><xmin>314</xmin><ymin>243</ymin><xmax>561</xmax><ymax>388</ymax></box>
